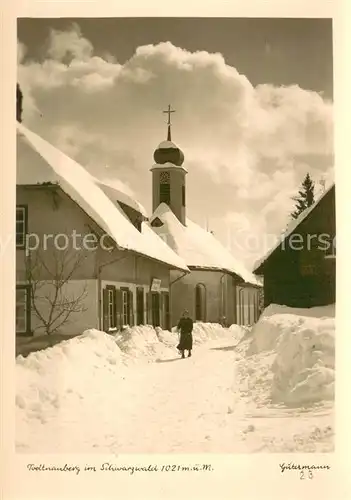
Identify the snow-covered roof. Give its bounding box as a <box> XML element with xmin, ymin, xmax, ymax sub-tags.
<box><xmin>150</xmin><ymin>203</ymin><xmax>261</xmax><ymax>286</ymax></box>
<box><xmin>150</xmin><ymin>162</ymin><xmax>188</xmax><ymax>173</ymax></box>
<box><xmin>157</xmin><ymin>140</ymin><xmax>178</xmax><ymax>149</ymax></box>
<box><xmin>253</xmin><ymin>182</ymin><xmax>335</xmax><ymax>273</ymax></box>
<box><xmin>16</xmin><ymin>123</ymin><xmax>189</xmax><ymax>272</ymax></box>
<box><xmin>96</xmin><ymin>179</ymin><xmax>148</xmax><ymax>218</ymax></box>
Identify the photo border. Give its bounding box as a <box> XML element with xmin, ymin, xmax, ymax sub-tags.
<box><xmin>2</xmin><ymin>1</ymin><xmax>350</xmax><ymax>499</ymax></box>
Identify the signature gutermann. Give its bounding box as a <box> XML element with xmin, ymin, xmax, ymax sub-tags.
<box><xmin>279</xmin><ymin>462</ymin><xmax>331</xmax><ymax>473</ymax></box>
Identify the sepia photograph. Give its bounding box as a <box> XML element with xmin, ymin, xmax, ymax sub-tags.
<box><xmin>15</xmin><ymin>16</ymin><xmax>335</xmax><ymax>455</ymax></box>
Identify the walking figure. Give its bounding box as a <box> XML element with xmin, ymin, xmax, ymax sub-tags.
<box><xmin>177</xmin><ymin>310</ymin><xmax>193</xmax><ymax>358</ymax></box>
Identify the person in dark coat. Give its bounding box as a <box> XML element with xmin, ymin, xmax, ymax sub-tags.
<box><xmin>176</xmin><ymin>310</ymin><xmax>194</xmax><ymax>358</ymax></box>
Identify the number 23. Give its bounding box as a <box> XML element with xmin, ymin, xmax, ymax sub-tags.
<box><xmin>300</xmin><ymin>471</ymin><xmax>313</xmax><ymax>480</ymax></box>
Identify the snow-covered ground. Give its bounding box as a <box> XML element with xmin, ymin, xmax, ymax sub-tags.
<box><xmin>16</xmin><ymin>305</ymin><xmax>334</xmax><ymax>453</ymax></box>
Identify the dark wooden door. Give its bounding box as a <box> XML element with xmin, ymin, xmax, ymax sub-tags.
<box><xmin>195</xmin><ymin>284</ymin><xmax>206</xmax><ymax>321</ymax></box>
<box><xmin>162</xmin><ymin>292</ymin><xmax>170</xmax><ymax>330</ymax></box>
<box><xmin>151</xmin><ymin>292</ymin><xmax>160</xmax><ymax>327</ymax></box>
<box><xmin>136</xmin><ymin>287</ymin><xmax>144</xmax><ymax>325</ymax></box>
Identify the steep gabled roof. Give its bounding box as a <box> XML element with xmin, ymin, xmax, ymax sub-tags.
<box><xmin>150</xmin><ymin>203</ymin><xmax>261</xmax><ymax>286</ymax></box>
<box><xmin>17</xmin><ymin>123</ymin><xmax>189</xmax><ymax>272</ymax></box>
<box><xmin>253</xmin><ymin>182</ymin><xmax>335</xmax><ymax>274</ymax></box>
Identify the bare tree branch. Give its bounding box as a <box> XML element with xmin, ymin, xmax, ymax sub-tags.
<box><xmin>26</xmin><ymin>249</ymin><xmax>88</xmax><ymax>335</ymax></box>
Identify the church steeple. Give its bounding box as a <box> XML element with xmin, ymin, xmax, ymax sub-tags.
<box><xmin>153</xmin><ymin>104</ymin><xmax>184</xmax><ymax>166</ymax></box>
<box><xmin>167</xmin><ymin>124</ymin><xmax>171</xmax><ymax>141</ymax></box>
<box><xmin>151</xmin><ymin>105</ymin><xmax>187</xmax><ymax>225</ymax></box>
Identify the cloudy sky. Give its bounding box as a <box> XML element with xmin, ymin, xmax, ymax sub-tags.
<box><xmin>17</xmin><ymin>18</ymin><xmax>334</xmax><ymax>270</ymax></box>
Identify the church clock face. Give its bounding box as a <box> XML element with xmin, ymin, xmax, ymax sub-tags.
<box><xmin>160</xmin><ymin>171</ymin><xmax>170</xmax><ymax>184</ymax></box>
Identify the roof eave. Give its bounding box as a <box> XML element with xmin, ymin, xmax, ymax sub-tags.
<box><xmin>253</xmin><ymin>183</ymin><xmax>335</xmax><ymax>273</ymax></box>
<box><xmin>130</xmin><ymin>249</ymin><xmax>190</xmax><ymax>273</ymax></box>
<box><xmin>188</xmin><ymin>265</ymin><xmax>261</xmax><ymax>286</ymax></box>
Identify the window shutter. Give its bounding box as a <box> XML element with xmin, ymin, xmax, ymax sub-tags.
<box><xmin>112</xmin><ymin>286</ymin><xmax>117</xmax><ymax>329</ymax></box>
<box><xmin>160</xmin><ymin>293</ymin><xmax>164</xmax><ymax>328</ymax></box>
<box><xmin>102</xmin><ymin>288</ymin><xmax>109</xmax><ymax>332</ymax></box>
<box><xmin>26</xmin><ymin>285</ymin><xmax>32</xmax><ymax>335</ymax></box>
<box><xmin>147</xmin><ymin>292</ymin><xmax>152</xmax><ymax>325</ymax></box>
<box><xmin>128</xmin><ymin>290</ymin><xmax>134</xmax><ymax>326</ymax></box>
<box><xmin>116</xmin><ymin>288</ymin><xmax>122</xmax><ymax>329</ymax></box>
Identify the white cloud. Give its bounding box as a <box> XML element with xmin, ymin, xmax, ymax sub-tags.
<box><xmin>17</xmin><ymin>25</ymin><xmax>334</xmax><ymax>266</ymax></box>
<box><xmin>47</xmin><ymin>23</ymin><xmax>93</xmax><ymax>62</ymax></box>
<box><xmin>17</xmin><ymin>41</ymin><xmax>27</xmax><ymax>64</ymax></box>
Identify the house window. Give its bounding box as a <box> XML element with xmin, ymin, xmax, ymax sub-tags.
<box><xmin>16</xmin><ymin>206</ymin><xmax>27</xmax><ymax>248</ymax></box>
<box><xmin>182</xmin><ymin>185</ymin><xmax>185</xmax><ymax>206</ymax></box>
<box><xmin>120</xmin><ymin>287</ymin><xmax>133</xmax><ymax>326</ymax></box>
<box><xmin>16</xmin><ymin>285</ymin><xmax>30</xmax><ymax>334</ymax></box>
<box><xmin>160</xmin><ymin>183</ymin><xmax>170</xmax><ymax>205</ymax></box>
<box><xmin>151</xmin><ymin>217</ymin><xmax>164</xmax><ymax>228</ymax></box>
<box><xmin>118</xmin><ymin>201</ymin><xmax>143</xmax><ymax>232</ymax></box>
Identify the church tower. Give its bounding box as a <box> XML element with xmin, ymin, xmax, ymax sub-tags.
<box><xmin>150</xmin><ymin>105</ymin><xmax>187</xmax><ymax>225</ymax></box>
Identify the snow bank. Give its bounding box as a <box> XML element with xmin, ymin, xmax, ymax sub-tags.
<box><xmin>16</xmin><ymin>329</ymin><xmax>123</xmax><ymax>422</ymax></box>
<box><xmin>16</xmin><ymin>323</ymin><xmax>237</xmax><ymax>431</ymax></box>
<box><xmin>242</xmin><ymin>304</ymin><xmax>335</xmax><ymax>407</ymax></box>
<box><xmin>155</xmin><ymin>326</ymin><xmax>179</xmax><ymax>347</ymax></box>
<box><xmin>192</xmin><ymin>322</ymin><xmax>241</xmax><ymax>345</ymax></box>
<box><xmin>157</xmin><ymin>322</ymin><xmax>245</xmax><ymax>348</ymax></box>
<box><xmin>114</xmin><ymin>325</ymin><xmax>176</xmax><ymax>363</ymax></box>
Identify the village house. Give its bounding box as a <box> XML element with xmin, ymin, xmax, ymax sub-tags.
<box><xmin>16</xmin><ymin>91</ymin><xmax>261</xmax><ymax>337</ymax></box>
<box><xmin>253</xmin><ymin>184</ymin><xmax>335</xmax><ymax>308</ymax></box>
<box><xmin>16</xmin><ymin>122</ymin><xmax>189</xmax><ymax>337</ymax></box>
<box><xmin>149</xmin><ymin>110</ymin><xmax>262</xmax><ymax>326</ymax></box>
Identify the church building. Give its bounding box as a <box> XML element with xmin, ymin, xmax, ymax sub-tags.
<box><xmin>15</xmin><ymin>88</ymin><xmax>261</xmax><ymax>336</ymax></box>
<box><xmin>149</xmin><ymin>106</ymin><xmax>262</xmax><ymax>326</ymax></box>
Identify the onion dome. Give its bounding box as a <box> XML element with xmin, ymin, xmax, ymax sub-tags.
<box><xmin>153</xmin><ymin>124</ymin><xmax>185</xmax><ymax>166</ymax></box>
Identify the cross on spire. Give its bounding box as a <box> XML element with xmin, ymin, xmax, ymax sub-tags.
<box><xmin>163</xmin><ymin>104</ymin><xmax>175</xmax><ymax>141</ymax></box>
<box><xmin>163</xmin><ymin>104</ymin><xmax>175</xmax><ymax>125</ymax></box>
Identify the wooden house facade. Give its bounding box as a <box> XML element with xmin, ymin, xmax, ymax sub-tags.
<box><xmin>254</xmin><ymin>184</ymin><xmax>335</xmax><ymax>308</ymax></box>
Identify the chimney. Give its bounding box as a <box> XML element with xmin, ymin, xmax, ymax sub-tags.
<box><xmin>17</xmin><ymin>83</ymin><xmax>23</xmax><ymax>123</ymax></box>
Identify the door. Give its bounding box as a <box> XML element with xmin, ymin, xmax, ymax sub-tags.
<box><xmin>195</xmin><ymin>284</ymin><xmax>206</xmax><ymax>321</ymax></box>
<box><xmin>161</xmin><ymin>292</ymin><xmax>170</xmax><ymax>330</ymax></box>
<box><xmin>151</xmin><ymin>292</ymin><xmax>160</xmax><ymax>327</ymax></box>
<box><xmin>136</xmin><ymin>287</ymin><xmax>144</xmax><ymax>325</ymax></box>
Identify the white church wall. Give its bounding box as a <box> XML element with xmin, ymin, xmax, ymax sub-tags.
<box><xmin>170</xmin><ymin>269</ymin><xmax>230</xmax><ymax>326</ymax></box>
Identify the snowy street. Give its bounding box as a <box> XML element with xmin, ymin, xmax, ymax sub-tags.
<box><xmin>16</xmin><ymin>307</ymin><xmax>334</xmax><ymax>453</ymax></box>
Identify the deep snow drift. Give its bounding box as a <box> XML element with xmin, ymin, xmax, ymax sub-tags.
<box><xmin>16</xmin><ymin>311</ymin><xmax>334</xmax><ymax>453</ymax></box>
<box><xmin>237</xmin><ymin>303</ymin><xmax>335</xmax><ymax>407</ymax></box>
